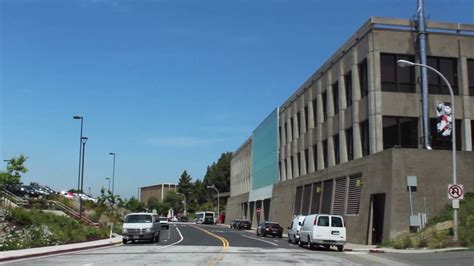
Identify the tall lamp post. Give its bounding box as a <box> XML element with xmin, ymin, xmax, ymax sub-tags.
<box><xmin>109</xmin><ymin>152</ymin><xmax>116</xmax><ymax>199</ymax></box>
<box><xmin>176</xmin><ymin>192</ymin><xmax>187</xmax><ymax>216</ymax></box>
<box><xmin>207</xmin><ymin>185</ymin><xmax>220</xmax><ymax>223</ymax></box>
<box><xmin>106</xmin><ymin>177</ymin><xmax>111</xmax><ymax>192</ymax></box>
<box><xmin>79</xmin><ymin>136</ymin><xmax>88</xmax><ymax>219</ymax></box>
<box><xmin>73</xmin><ymin>116</ymin><xmax>84</xmax><ymax>192</ymax></box>
<box><xmin>397</xmin><ymin>59</ymin><xmax>458</xmax><ymax>241</ymax></box>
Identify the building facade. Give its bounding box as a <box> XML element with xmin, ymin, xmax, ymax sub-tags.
<box><xmin>140</xmin><ymin>183</ymin><xmax>177</xmax><ymax>204</ymax></box>
<box><xmin>226</xmin><ymin>17</ymin><xmax>474</xmax><ymax>244</ymax></box>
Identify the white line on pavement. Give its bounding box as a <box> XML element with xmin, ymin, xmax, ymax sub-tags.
<box><xmin>154</xmin><ymin>226</ymin><xmax>184</xmax><ymax>250</ymax></box>
<box><xmin>241</xmin><ymin>234</ymin><xmax>278</xmax><ymax>246</ymax></box>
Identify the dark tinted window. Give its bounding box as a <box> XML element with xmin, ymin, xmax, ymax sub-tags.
<box><xmin>312</xmin><ymin>99</ymin><xmax>317</xmax><ymax>126</ymax></box>
<box><xmin>317</xmin><ymin>216</ymin><xmax>330</xmax><ymax>226</ymax></box>
<box><xmin>334</xmin><ymin>134</ymin><xmax>340</xmax><ymax>165</ymax></box>
<box><xmin>468</xmin><ymin>60</ymin><xmax>474</xmax><ymax>96</ymax></box>
<box><xmin>383</xmin><ymin>117</ymin><xmax>418</xmax><ymax>149</ymax></box>
<box><xmin>291</xmin><ymin>117</ymin><xmax>295</xmax><ymax>139</ymax></box>
<box><xmin>304</xmin><ymin>149</ymin><xmax>309</xmax><ymax>174</ymax></box>
<box><xmin>345</xmin><ymin>71</ymin><xmax>353</xmax><ymax>107</ymax></box>
<box><xmin>331</xmin><ymin>217</ymin><xmax>344</xmax><ymax>227</ymax></box>
<box><xmin>381</xmin><ymin>54</ymin><xmax>416</xmax><ymax>93</ymax></box>
<box><xmin>346</xmin><ymin>128</ymin><xmax>353</xmax><ymax>161</ymax></box>
<box><xmin>427</xmin><ymin>57</ymin><xmax>458</xmax><ymax>95</ymax></box>
<box><xmin>297</xmin><ymin>111</ymin><xmax>302</xmax><ymax>134</ymax></box>
<box><xmin>360</xmin><ymin>120</ymin><xmax>370</xmax><ymax>156</ymax></box>
<box><xmin>125</xmin><ymin>215</ymin><xmax>153</xmax><ymax>223</ymax></box>
<box><xmin>304</xmin><ymin>105</ymin><xmax>309</xmax><ymax>131</ymax></box>
<box><xmin>312</xmin><ymin>144</ymin><xmax>318</xmax><ymax>171</ymax></box>
<box><xmin>322</xmin><ymin>140</ymin><xmax>328</xmax><ymax>168</ymax></box>
<box><xmin>359</xmin><ymin>59</ymin><xmax>368</xmax><ymax>97</ymax></box>
<box><xmin>333</xmin><ymin>81</ymin><xmax>339</xmax><ymax>115</ymax></box>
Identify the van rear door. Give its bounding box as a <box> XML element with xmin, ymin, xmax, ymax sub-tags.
<box><xmin>328</xmin><ymin>216</ymin><xmax>346</xmax><ymax>242</ymax></box>
<box><xmin>313</xmin><ymin>215</ymin><xmax>331</xmax><ymax>240</ymax></box>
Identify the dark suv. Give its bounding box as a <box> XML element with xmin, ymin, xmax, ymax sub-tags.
<box><xmin>237</xmin><ymin>220</ymin><xmax>251</xmax><ymax>230</ymax></box>
<box><xmin>257</xmin><ymin>222</ymin><xmax>283</xmax><ymax>238</ymax></box>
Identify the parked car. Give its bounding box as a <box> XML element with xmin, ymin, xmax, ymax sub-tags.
<box><xmin>122</xmin><ymin>213</ymin><xmax>161</xmax><ymax>244</ymax></box>
<box><xmin>236</xmin><ymin>220</ymin><xmax>251</xmax><ymax>230</ymax></box>
<box><xmin>60</xmin><ymin>191</ymin><xmax>75</xmax><ymax>199</ymax></box>
<box><xmin>288</xmin><ymin>215</ymin><xmax>306</xmax><ymax>244</ymax></box>
<box><xmin>299</xmin><ymin>214</ymin><xmax>346</xmax><ymax>251</ymax></box>
<box><xmin>20</xmin><ymin>185</ymin><xmax>39</xmax><ymax>198</ymax></box>
<box><xmin>159</xmin><ymin>216</ymin><xmax>169</xmax><ymax>229</ymax></box>
<box><xmin>230</xmin><ymin>219</ymin><xmax>241</xmax><ymax>229</ymax></box>
<box><xmin>257</xmin><ymin>222</ymin><xmax>283</xmax><ymax>238</ymax></box>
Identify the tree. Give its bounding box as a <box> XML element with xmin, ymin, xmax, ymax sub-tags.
<box><xmin>0</xmin><ymin>155</ymin><xmax>28</xmax><ymax>188</ymax></box>
<box><xmin>203</xmin><ymin>152</ymin><xmax>232</xmax><ymax>193</ymax></box>
<box><xmin>163</xmin><ymin>192</ymin><xmax>184</xmax><ymax>213</ymax></box>
<box><xmin>125</xmin><ymin>197</ymin><xmax>145</xmax><ymax>212</ymax></box>
<box><xmin>177</xmin><ymin>170</ymin><xmax>193</xmax><ymax>199</ymax></box>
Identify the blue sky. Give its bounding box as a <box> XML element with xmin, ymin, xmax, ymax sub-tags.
<box><xmin>1</xmin><ymin>0</ymin><xmax>473</xmax><ymax>199</ymax></box>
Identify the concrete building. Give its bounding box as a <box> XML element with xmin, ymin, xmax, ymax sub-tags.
<box><xmin>226</xmin><ymin>17</ymin><xmax>474</xmax><ymax>244</ymax></box>
<box><xmin>140</xmin><ymin>183</ymin><xmax>177</xmax><ymax>204</ymax></box>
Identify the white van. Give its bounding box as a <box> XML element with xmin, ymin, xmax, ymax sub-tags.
<box><xmin>122</xmin><ymin>213</ymin><xmax>161</xmax><ymax>244</ymax></box>
<box><xmin>299</xmin><ymin>214</ymin><xmax>346</xmax><ymax>251</ymax></box>
<box><xmin>287</xmin><ymin>215</ymin><xmax>306</xmax><ymax>244</ymax></box>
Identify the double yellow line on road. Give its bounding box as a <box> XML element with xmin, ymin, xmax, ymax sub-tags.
<box><xmin>190</xmin><ymin>224</ymin><xmax>229</xmax><ymax>250</ymax></box>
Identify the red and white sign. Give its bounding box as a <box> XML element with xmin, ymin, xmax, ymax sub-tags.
<box><xmin>256</xmin><ymin>208</ymin><xmax>262</xmax><ymax>214</ymax></box>
<box><xmin>448</xmin><ymin>184</ymin><xmax>464</xmax><ymax>200</ymax></box>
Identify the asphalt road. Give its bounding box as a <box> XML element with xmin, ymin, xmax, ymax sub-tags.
<box><xmin>3</xmin><ymin>223</ymin><xmax>472</xmax><ymax>265</ymax></box>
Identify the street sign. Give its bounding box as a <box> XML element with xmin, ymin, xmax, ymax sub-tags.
<box><xmin>448</xmin><ymin>184</ymin><xmax>464</xmax><ymax>200</ymax></box>
<box><xmin>256</xmin><ymin>208</ymin><xmax>262</xmax><ymax>214</ymax></box>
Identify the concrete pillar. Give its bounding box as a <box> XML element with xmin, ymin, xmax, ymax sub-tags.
<box><xmin>308</xmin><ymin>145</ymin><xmax>315</xmax><ymax>173</ymax></box>
<box><xmin>338</xmin><ymin>63</ymin><xmax>348</xmax><ymax>163</ymax></box>
<box><xmin>316</xmin><ymin>80</ymin><xmax>325</xmax><ymax>170</ymax></box>
<box><xmin>286</xmin><ymin>157</ymin><xmax>293</xmax><ymax>180</ymax></box>
<box><xmin>351</xmin><ymin>50</ymin><xmax>363</xmax><ymax>159</ymax></box>
<box><xmin>367</xmin><ymin>44</ymin><xmax>383</xmax><ymax>154</ymax></box>
<box><xmin>460</xmin><ymin>56</ymin><xmax>472</xmax><ymax>151</ymax></box>
<box><xmin>326</xmin><ymin>73</ymin><xmax>335</xmax><ymax>167</ymax></box>
<box><xmin>293</xmin><ymin>154</ymin><xmax>299</xmax><ymax>178</ymax></box>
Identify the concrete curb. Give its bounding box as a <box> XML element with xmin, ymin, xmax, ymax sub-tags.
<box><xmin>0</xmin><ymin>237</ymin><xmax>122</xmax><ymax>263</ymax></box>
<box><xmin>346</xmin><ymin>247</ymin><xmax>469</xmax><ymax>254</ymax></box>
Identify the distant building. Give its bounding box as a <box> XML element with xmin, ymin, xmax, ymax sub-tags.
<box><xmin>226</xmin><ymin>17</ymin><xmax>474</xmax><ymax>245</ymax></box>
<box><xmin>140</xmin><ymin>183</ymin><xmax>177</xmax><ymax>204</ymax></box>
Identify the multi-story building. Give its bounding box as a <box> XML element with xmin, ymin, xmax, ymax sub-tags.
<box><xmin>226</xmin><ymin>17</ymin><xmax>474</xmax><ymax>244</ymax></box>
<box><xmin>140</xmin><ymin>183</ymin><xmax>177</xmax><ymax>204</ymax></box>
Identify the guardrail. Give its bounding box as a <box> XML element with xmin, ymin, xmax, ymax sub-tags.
<box><xmin>1</xmin><ymin>189</ymin><xmax>28</xmax><ymax>207</ymax></box>
<box><xmin>49</xmin><ymin>200</ymin><xmax>99</xmax><ymax>227</ymax></box>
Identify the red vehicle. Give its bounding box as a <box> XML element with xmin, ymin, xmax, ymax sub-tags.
<box><xmin>257</xmin><ymin>222</ymin><xmax>283</xmax><ymax>238</ymax></box>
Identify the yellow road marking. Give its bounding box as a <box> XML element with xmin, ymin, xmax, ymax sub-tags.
<box><xmin>190</xmin><ymin>225</ymin><xmax>229</xmax><ymax>266</ymax></box>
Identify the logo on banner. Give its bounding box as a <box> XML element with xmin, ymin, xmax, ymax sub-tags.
<box><xmin>436</xmin><ymin>101</ymin><xmax>452</xmax><ymax>137</ymax></box>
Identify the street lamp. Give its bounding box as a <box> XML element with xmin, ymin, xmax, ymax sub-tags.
<box><xmin>176</xmin><ymin>192</ymin><xmax>187</xmax><ymax>216</ymax></box>
<box><xmin>73</xmin><ymin>116</ymin><xmax>84</xmax><ymax>191</ymax></box>
<box><xmin>105</xmin><ymin>177</ymin><xmax>111</xmax><ymax>192</ymax></box>
<box><xmin>207</xmin><ymin>185</ymin><xmax>220</xmax><ymax>223</ymax></box>
<box><xmin>79</xmin><ymin>136</ymin><xmax>88</xmax><ymax>219</ymax></box>
<box><xmin>397</xmin><ymin>59</ymin><xmax>458</xmax><ymax>241</ymax></box>
<box><xmin>109</xmin><ymin>153</ymin><xmax>116</xmax><ymax>198</ymax></box>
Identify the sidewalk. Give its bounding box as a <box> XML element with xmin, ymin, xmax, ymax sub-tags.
<box><xmin>217</xmin><ymin>223</ymin><xmax>469</xmax><ymax>254</ymax></box>
<box><xmin>0</xmin><ymin>236</ymin><xmax>122</xmax><ymax>263</ymax></box>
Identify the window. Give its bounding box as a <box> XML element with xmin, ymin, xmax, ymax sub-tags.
<box><xmin>321</xmin><ymin>179</ymin><xmax>333</xmax><ymax>214</ymax></box>
<box><xmin>345</xmin><ymin>71</ymin><xmax>353</xmax><ymax>107</ymax></box>
<box><xmin>285</xmin><ymin>122</ymin><xmax>289</xmax><ymax>143</ymax></box>
<box><xmin>322</xmin><ymin>140</ymin><xmax>328</xmax><ymax>168</ymax></box>
<box><xmin>383</xmin><ymin>117</ymin><xmax>418</xmax><ymax>149</ymax></box>
<box><xmin>294</xmin><ymin>186</ymin><xmax>303</xmax><ymax>215</ymax></box>
<box><xmin>297</xmin><ymin>111</ymin><xmax>302</xmax><ymax>135</ymax></box>
<box><xmin>322</xmin><ymin>91</ymin><xmax>327</xmax><ymax>121</ymax></box>
<box><xmin>312</xmin><ymin>144</ymin><xmax>318</xmax><ymax>171</ymax></box>
<box><xmin>468</xmin><ymin>59</ymin><xmax>474</xmax><ymax>96</ymax></box>
<box><xmin>427</xmin><ymin>57</ymin><xmax>458</xmax><ymax>95</ymax></box>
<box><xmin>334</xmin><ymin>134</ymin><xmax>340</xmax><ymax>165</ymax></box>
<box><xmin>360</xmin><ymin>120</ymin><xmax>370</xmax><ymax>156</ymax></box>
<box><xmin>304</xmin><ymin>105</ymin><xmax>309</xmax><ymax>131</ymax></box>
<box><xmin>302</xmin><ymin>184</ymin><xmax>312</xmax><ymax>215</ymax></box>
<box><xmin>333</xmin><ymin>81</ymin><xmax>339</xmax><ymax>114</ymax></box>
<box><xmin>312</xmin><ymin>98</ymin><xmax>317</xmax><ymax>126</ymax></box>
<box><xmin>297</xmin><ymin>152</ymin><xmax>301</xmax><ymax>176</ymax></box>
<box><xmin>347</xmin><ymin>174</ymin><xmax>362</xmax><ymax>215</ymax></box>
<box><xmin>304</xmin><ymin>149</ymin><xmax>309</xmax><ymax>174</ymax></box>
<box><xmin>279</xmin><ymin>126</ymin><xmax>283</xmax><ymax>146</ymax></box>
<box><xmin>359</xmin><ymin>59</ymin><xmax>368</xmax><ymax>98</ymax></box>
<box><xmin>286</xmin><ymin>158</ymin><xmax>292</xmax><ymax>179</ymax></box>
<box><xmin>346</xmin><ymin>128</ymin><xmax>353</xmax><ymax>161</ymax></box>
<box><xmin>471</xmin><ymin>120</ymin><xmax>474</xmax><ymax>147</ymax></box>
<box><xmin>430</xmin><ymin>118</ymin><xmax>462</xmax><ymax>150</ymax></box>
<box><xmin>331</xmin><ymin>217</ymin><xmax>344</xmax><ymax>227</ymax></box>
<box><xmin>317</xmin><ymin>216</ymin><xmax>330</xmax><ymax>226</ymax></box>
<box><xmin>380</xmin><ymin>54</ymin><xmax>416</xmax><ymax>92</ymax></box>
<box><xmin>291</xmin><ymin>117</ymin><xmax>295</xmax><ymax>139</ymax></box>
<box><xmin>279</xmin><ymin>161</ymin><xmax>282</xmax><ymax>180</ymax></box>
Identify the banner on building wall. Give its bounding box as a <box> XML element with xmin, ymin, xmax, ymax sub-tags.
<box><xmin>436</xmin><ymin>101</ymin><xmax>452</xmax><ymax>137</ymax></box>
